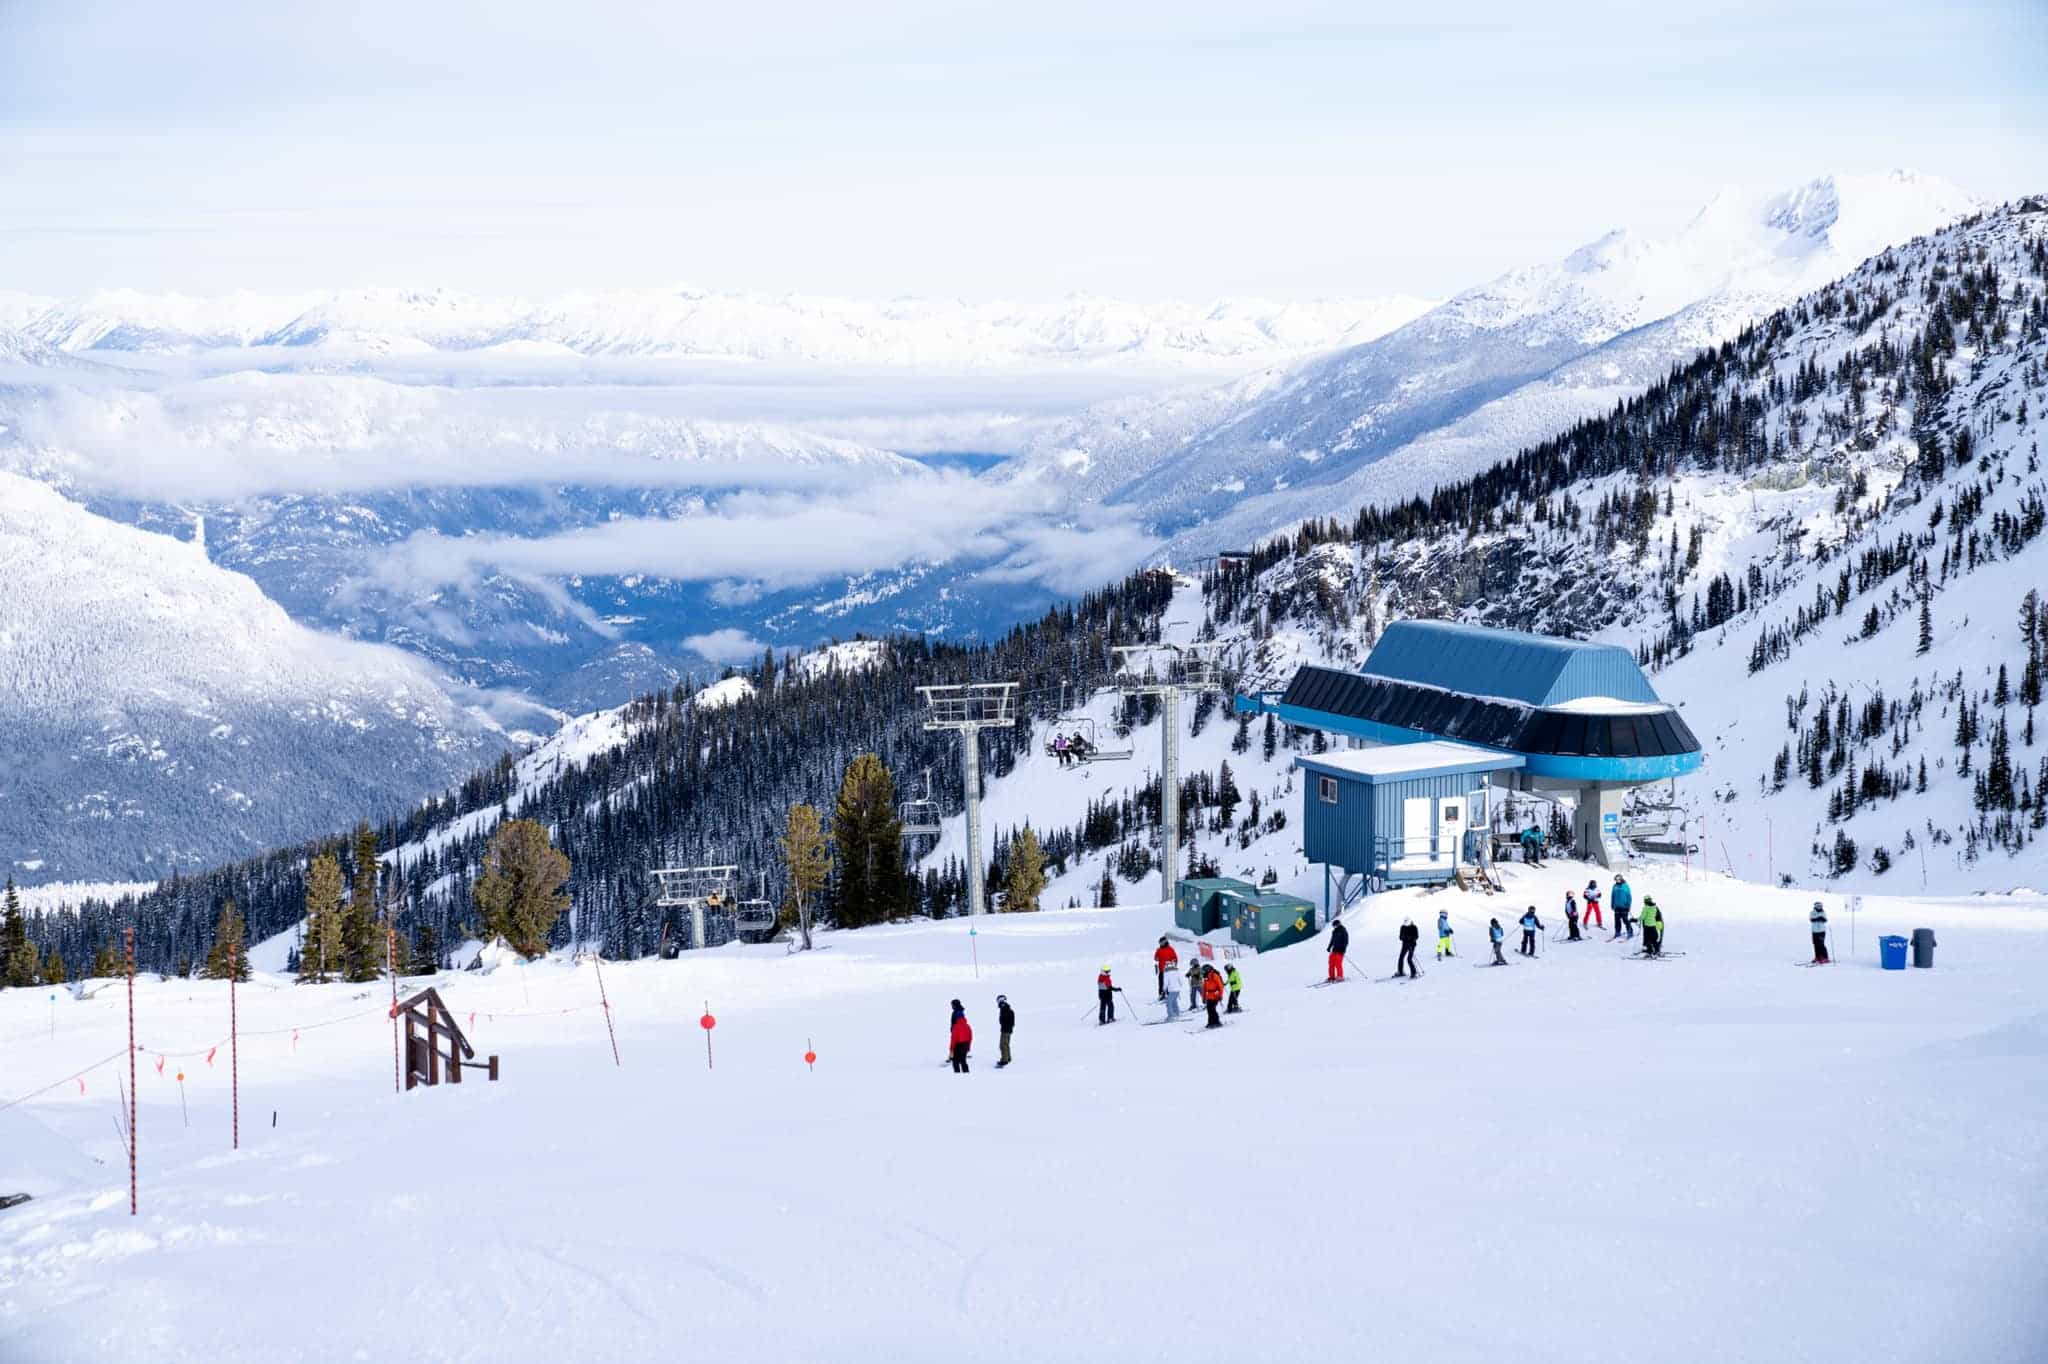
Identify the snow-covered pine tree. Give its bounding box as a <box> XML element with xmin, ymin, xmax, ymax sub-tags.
<box><xmin>472</xmin><ymin>818</ymin><xmax>571</xmax><ymax>958</ymax></box>
<box><xmin>1003</xmin><ymin>826</ymin><xmax>1046</xmax><ymax>913</ymax></box>
<box><xmin>297</xmin><ymin>853</ymin><xmax>345</xmax><ymax>983</ymax></box>
<box><xmin>202</xmin><ymin>900</ymin><xmax>252</xmax><ymax>982</ymax></box>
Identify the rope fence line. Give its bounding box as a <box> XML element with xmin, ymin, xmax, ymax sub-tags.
<box><xmin>2</xmin><ymin>992</ymin><xmax>609</xmax><ymax>1113</ymax></box>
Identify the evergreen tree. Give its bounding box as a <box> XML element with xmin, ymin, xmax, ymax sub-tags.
<box><xmin>1096</xmin><ymin>867</ymin><xmax>1117</xmax><ymax>908</ymax></box>
<box><xmin>90</xmin><ymin>941</ymin><xmax>122</xmax><ymax>979</ymax></box>
<box><xmin>1003</xmin><ymin>826</ymin><xmax>1047</xmax><ymax>913</ymax></box>
<box><xmin>473</xmin><ymin>818</ymin><xmax>571</xmax><ymax>958</ymax></box>
<box><xmin>411</xmin><ymin>924</ymin><xmax>441</xmax><ymax>976</ymax></box>
<box><xmin>1916</xmin><ymin>596</ymin><xmax>1932</xmax><ymax>655</ymax></box>
<box><xmin>340</xmin><ymin>822</ymin><xmax>381</xmax><ymax>982</ymax></box>
<box><xmin>0</xmin><ymin>877</ymin><xmax>25</xmax><ymax>980</ymax></box>
<box><xmin>1261</xmin><ymin>713</ymin><xmax>1278</xmax><ymax>761</ymax></box>
<box><xmin>4</xmin><ymin>936</ymin><xmax>41</xmax><ymax>987</ymax></box>
<box><xmin>44</xmin><ymin>950</ymin><xmax>66</xmax><ymax>984</ymax></box>
<box><xmin>831</xmin><ymin>754</ymin><xmax>905</xmax><ymax>929</ymax></box>
<box><xmin>202</xmin><ymin>900</ymin><xmax>252</xmax><ymax>982</ymax></box>
<box><xmin>780</xmin><ymin>802</ymin><xmax>832</xmax><ymax>950</ymax></box>
<box><xmin>297</xmin><ymin>853</ymin><xmax>345</xmax><ymax>983</ymax></box>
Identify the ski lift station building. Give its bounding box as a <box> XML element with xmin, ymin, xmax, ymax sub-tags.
<box><xmin>1239</xmin><ymin>621</ymin><xmax>1703</xmax><ymax>898</ymax></box>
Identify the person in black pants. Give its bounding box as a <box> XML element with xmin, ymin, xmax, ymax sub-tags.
<box><xmin>1518</xmin><ymin>906</ymin><xmax>1544</xmax><ymax>956</ymax></box>
<box><xmin>1096</xmin><ymin>965</ymin><xmax>1116</xmax><ymax>1024</ymax></box>
<box><xmin>1396</xmin><ymin>917</ymin><xmax>1420</xmax><ymax>977</ymax></box>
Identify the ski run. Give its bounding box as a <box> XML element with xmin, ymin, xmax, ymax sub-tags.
<box><xmin>4</xmin><ymin>862</ymin><xmax>2045</xmax><ymax>1364</ymax></box>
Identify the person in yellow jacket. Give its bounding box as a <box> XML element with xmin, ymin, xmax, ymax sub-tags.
<box><xmin>1223</xmin><ymin>963</ymin><xmax>1243</xmax><ymax>1014</ymax></box>
<box><xmin>1639</xmin><ymin>898</ymin><xmax>1666</xmax><ymax>957</ymax></box>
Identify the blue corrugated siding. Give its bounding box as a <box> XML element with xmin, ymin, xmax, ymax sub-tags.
<box><xmin>1363</xmin><ymin>621</ymin><xmax>1658</xmax><ymax>706</ymax></box>
<box><xmin>1304</xmin><ymin>766</ymin><xmax>1499</xmax><ymax>877</ymax></box>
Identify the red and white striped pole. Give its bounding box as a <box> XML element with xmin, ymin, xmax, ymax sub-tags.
<box><xmin>594</xmin><ymin>956</ymin><xmax>620</xmax><ymax>1067</ymax></box>
<box><xmin>388</xmin><ymin>925</ymin><xmax>401</xmax><ymax>1094</ymax></box>
<box><xmin>125</xmin><ymin>926</ymin><xmax>137</xmax><ymax>1216</ymax></box>
<box><xmin>230</xmin><ymin>957</ymin><xmax>240</xmax><ymax>1151</ymax></box>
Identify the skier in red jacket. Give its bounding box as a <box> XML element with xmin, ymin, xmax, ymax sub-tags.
<box><xmin>948</xmin><ymin>999</ymin><xmax>972</xmax><ymax>1073</ymax></box>
<box><xmin>1097</xmin><ymin>966</ymin><xmax>1116</xmax><ymax>1024</ymax></box>
<box><xmin>1153</xmin><ymin>937</ymin><xmax>1179</xmax><ymax>998</ymax></box>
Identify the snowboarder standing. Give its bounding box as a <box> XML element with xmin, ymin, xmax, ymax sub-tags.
<box><xmin>1564</xmin><ymin>891</ymin><xmax>1581</xmax><ymax>942</ymax></box>
<box><xmin>1489</xmin><ymin>917</ymin><xmax>1507</xmax><ymax>965</ymax></box>
<box><xmin>1200</xmin><ymin>963</ymin><xmax>1226</xmax><ymax>1029</ymax></box>
<box><xmin>1153</xmin><ymin>936</ymin><xmax>1179</xmax><ymax>999</ymax></box>
<box><xmin>996</xmin><ymin>995</ymin><xmax>1015</xmax><ymax>1067</ymax></box>
<box><xmin>1396</xmin><ymin>917</ymin><xmax>1420</xmax><ymax>978</ymax></box>
<box><xmin>1608</xmin><ymin>876</ymin><xmax>1631</xmax><ymax>940</ymax></box>
<box><xmin>1639</xmin><ymin>898</ymin><xmax>1665</xmax><ymax>957</ymax></box>
<box><xmin>1519</xmin><ymin>905</ymin><xmax>1544</xmax><ymax>956</ymax></box>
<box><xmin>1809</xmin><ymin>901</ymin><xmax>1830</xmax><ymax>964</ymax></box>
<box><xmin>1097</xmin><ymin>965</ymin><xmax>1116</xmax><ymax>1024</ymax></box>
<box><xmin>949</xmin><ymin>1000</ymin><xmax>972</xmax><ymax>1073</ymax></box>
<box><xmin>1327</xmin><ymin>918</ymin><xmax>1350</xmax><ymax>982</ymax></box>
<box><xmin>1436</xmin><ymin>910</ymin><xmax>1456</xmax><ymax>960</ymax></box>
<box><xmin>1224</xmin><ymin>962</ymin><xmax>1243</xmax><ymax>1013</ymax></box>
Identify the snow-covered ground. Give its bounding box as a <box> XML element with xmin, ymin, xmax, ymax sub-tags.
<box><xmin>4</xmin><ymin>865</ymin><xmax>2043</xmax><ymax>1364</ymax></box>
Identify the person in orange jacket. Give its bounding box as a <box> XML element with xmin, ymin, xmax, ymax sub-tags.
<box><xmin>1199</xmin><ymin>963</ymin><xmax>1226</xmax><ymax>1029</ymax></box>
<box><xmin>948</xmin><ymin>999</ymin><xmax>972</xmax><ymax>1073</ymax></box>
<box><xmin>1153</xmin><ymin>936</ymin><xmax>1179</xmax><ymax>998</ymax></box>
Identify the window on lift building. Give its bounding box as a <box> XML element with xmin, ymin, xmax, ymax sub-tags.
<box><xmin>1318</xmin><ymin>775</ymin><xmax>1339</xmax><ymax>804</ymax></box>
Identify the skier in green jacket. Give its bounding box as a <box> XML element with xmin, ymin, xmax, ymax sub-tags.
<box><xmin>1223</xmin><ymin>963</ymin><xmax>1244</xmax><ymax>1013</ymax></box>
<box><xmin>1639</xmin><ymin>898</ymin><xmax>1666</xmax><ymax>957</ymax></box>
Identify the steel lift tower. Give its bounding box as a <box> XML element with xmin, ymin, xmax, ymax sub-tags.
<box><xmin>1113</xmin><ymin>642</ymin><xmax>1230</xmax><ymax>905</ymax></box>
<box><xmin>917</xmin><ymin>682</ymin><xmax>1017</xmax><ymax>917</ymax></box>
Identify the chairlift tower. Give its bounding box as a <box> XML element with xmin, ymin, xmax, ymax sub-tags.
<box><xmin>1113</xmin><ymin>642</ymin><xmax>1231</xmax><ymax>905</ymax></box>
<box><xmin>650</xmin><ymin>864</ymin><xmax>738</xmax><ymax>951</ymax></box>
<box><xmin>918</xmin><ymin>682</ymin><xmax>1017</xmax><ymax>917</ymax></box>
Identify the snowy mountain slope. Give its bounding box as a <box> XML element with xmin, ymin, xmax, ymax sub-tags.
<box><xmin>1012</xmin><ymin>172</ymin><xmax>1980</xmax><ymax>542</ymax></box>
<box><xmin>5</xmin><ymin>286</ymin><xmax>1437</xmax><ymax>369</ymax></box>
<box><xmin>6</xmin><ymin>879</ymin><xmax>2044</xmax><ymax>1364</ymax></box>
<box><xmin>0</xmin><ymin>473</ymin><xmax>512</xmax><ymax>882</ymax></box>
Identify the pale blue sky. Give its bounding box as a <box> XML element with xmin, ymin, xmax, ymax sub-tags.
<box><xmin>3</xmin><ymin>0</ymin><xmax>2044</xmax><ymax>299</ymax></box>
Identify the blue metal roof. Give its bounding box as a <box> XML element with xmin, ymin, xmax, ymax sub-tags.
<box><xmin>1362</xmin><ymin>621</ymin><xmax>1660</xmax><ymax>707</ymax></box>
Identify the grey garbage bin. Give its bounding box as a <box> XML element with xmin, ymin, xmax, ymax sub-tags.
<box><xmin>1910</xmin><ymin>927</ymin><xmax>1937</xmax><ymax>968</ymax></box>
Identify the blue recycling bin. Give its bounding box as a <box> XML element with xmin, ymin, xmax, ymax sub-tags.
<box><xmin>1878</xmin><ymin>935</ymin><xmax>1909</xmax><ymax>970</ymax></box>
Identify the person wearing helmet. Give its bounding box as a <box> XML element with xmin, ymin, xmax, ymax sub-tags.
<box><xmin>1190</xmin><ymin>957</ymin><xmax>1205</xmax><ymax>1012</ymax></box>
<box><xmin>1436</xmin><ymin>910</ymin><xmax>1456</xmax><ymax>960</ymax></box>
<box><xmin>1518</xmin><ymin>905</ymin><xmax>1545</xmax><ymax>957</ymax></box>
<box><xmin>1609</xmin><ymin>875</ymin><xmax>1633</xmax><ymax>940</ymax></box>
<box><xmin>1563</xmin><ymin>890</ymin><xmax>1581</xmax><ymax>942</ymax></box>
<box><xmin>1809</xmin><ymin>901</ymin><xmax>1830</xmax><ymax>964</ymax></box>
<box><xmin>1160</xmin><ymin>958</ymin><xmax>1184</xmax><ymax>1021</ymax></box>
<box><xmin>1096</xmin><ymin>964</ymin><xmax>1116</xmax><ymax>1025</ymax></box>
<box><xmin>1199</xmin><ymin>961</ymin><xmax>1226</xmax><ymax>1028</ymax></box>
<box><xmin>1488</xmin><ymin>917</ymin><xmax>1507</xmax><ymax>965</ymax></box>
<box><xmin>996</xmin><ymin>995</ymin><xmax>1016</xmax><ymax>1067</ymax></box>
<box><xmin>1582</xmin><ymin>879</ymin><xmax>1603</xmax><ymax>932</ymax></box>
<box><xmin>1639</xmin><ymin>898</ymin><xmax>1665</xmax><ymax>957</ymax></box>
<box><xmin>949</xmin><ymin>1000</ymin><xmax>972</xmax><ymax>1073</ymax></box>
<box><xmin>1397</xmin><ymin>917</ymin><xmax>1421</xmax><ymax>978</ymax></box>
<box><xmin>1153</xmin><ymin>936</ymin><xmax>1179</xmax><ymax>999</ymax></box>
<box><xmin>1224</xmin><ymin>962</ymin><xmax>1244</xmax><ymax>1013</ymax></box>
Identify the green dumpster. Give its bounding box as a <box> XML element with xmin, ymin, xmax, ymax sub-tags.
<box><xmin>1229</xmin><ymin>891</ymin><xmax>1320</xmax><ymax>953</ymax></box>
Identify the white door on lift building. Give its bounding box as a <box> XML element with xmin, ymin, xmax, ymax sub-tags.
<box><xmin>1437</xmin><ymin>796</ymin><xmax>1465</xmax><ymax>861</ymax></box>
<box><xmin>1401</xmin><ymin>796</ymin><xmax>1432</xmax><ymax>863</ymax></box>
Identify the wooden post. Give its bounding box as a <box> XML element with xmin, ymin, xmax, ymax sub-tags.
<box><xmin>388</xmin><ymin>925</ymin><xmax>400</xmax><ymax>1094</ymax></box>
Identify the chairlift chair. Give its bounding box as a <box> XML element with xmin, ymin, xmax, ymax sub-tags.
<box><xmin>900</xmin><ymin>767</ymin><xmax>944</xmax><ymax>837</ymax></box>
<box><xmin>733</xmin><ymin>875</ymin><xmax>778</xmax><ymax>940</ymax></box>
<box><xmin>1046</xmin><ymin>715</ymin><xmax>1133</xmax><ymax>765</ymax></box>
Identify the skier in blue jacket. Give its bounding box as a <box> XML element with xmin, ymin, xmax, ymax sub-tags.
<box><xmin>1610</xmin><ymin>875</ymin><xmax>1634</xmax><ymax>941</ymax></box>
<box><xmin>1518</xmin><ymin>906</ymin><xmax>1545</xmax><ymax>956</ymax></box>
<box><xmin>1436</xmin><ymin>910</ymin><xmax>1456</xmax><ymax>960</ymax></box>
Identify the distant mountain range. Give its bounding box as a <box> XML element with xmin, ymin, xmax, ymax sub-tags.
<box><xmin>1005</xmin><ymin>171</ymin><xmax>1983</xmax><ymax>553</ymax></box>
<box><xmin>0</xmin><ymin>287</ymin><xmax>1436</xmax><ymax>369</ymax></box>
